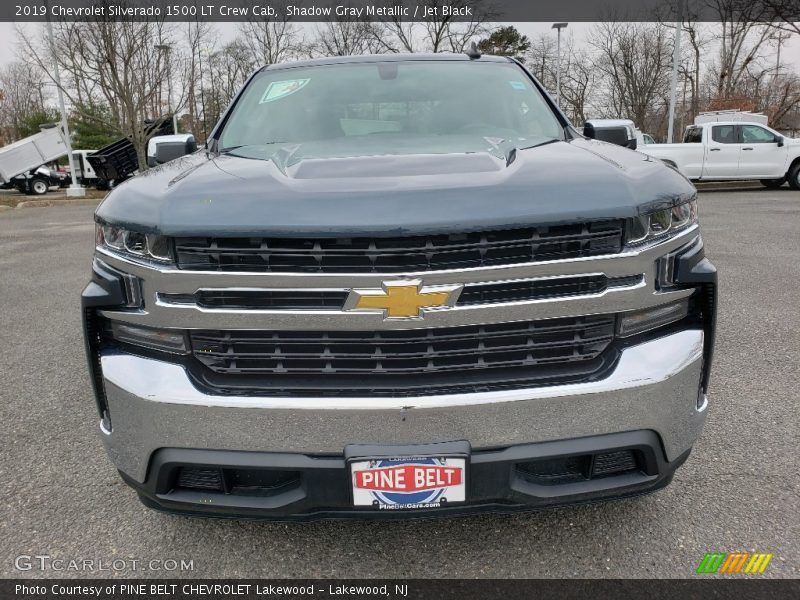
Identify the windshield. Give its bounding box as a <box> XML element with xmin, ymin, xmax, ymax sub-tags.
<box><xmin>218</xmin><ymin>60</ymin><xmax>563</xmax><ymax>158</ymax></box>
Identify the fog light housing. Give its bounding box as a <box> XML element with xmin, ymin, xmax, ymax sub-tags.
<box><xmin>177</xmin><ymin>467</ymin><xmax>224</xmax><ymax>491</ymax></box>
<box><xmin>107</xmin><ymin>321</ymin><xmax>188</xmax><ymax>354</ymax></box>
<box><xmin>618</xmin><ymin>299</ymin><xmax>689</xmax><ymax>337</ymax></box>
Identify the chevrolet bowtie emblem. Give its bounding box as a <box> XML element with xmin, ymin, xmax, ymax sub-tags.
<box><xmin>345</xmin><ymin>280</ymin><xmax>463</xmax><ymax>319</ymax></box>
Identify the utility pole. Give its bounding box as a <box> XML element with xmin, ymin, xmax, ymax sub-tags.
<box><xmin>45</xmin><ymin>3</ymin><xmax>84</xmax><ymax>197</ymax></box>
<box><xmin>552</xmin><ymin>22</ymin><xmax>568</xmax><ymax>109</ymax></box>
<box><xmin>667</xmin><ymin>0</ymin><xmax>684</xmax><ymax>143</ymax></box>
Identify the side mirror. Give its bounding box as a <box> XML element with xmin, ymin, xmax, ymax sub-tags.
<box><xmin>777</xmin><ymin>136</ymin><xmax>784</xmax><ymax>147</ymax></box>
<box><xmin>147</xmin><ymin>134</ymin><xmax>197</xmax><ymax>167</ymax></box>
<box><xmin>583</xmin><ymin>122</ymin><xmax>637</xmax><ymax>149</ymax></box>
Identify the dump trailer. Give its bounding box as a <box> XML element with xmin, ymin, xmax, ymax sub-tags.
<box><xmin>0</xmin><ymin>124</ymin><xmax>68</xmax><ymax>195</ymax></box>
<box><xmin>86</xmin><ymin>118</ymin><xmax>174</xmax><ymax>188</ymax></box>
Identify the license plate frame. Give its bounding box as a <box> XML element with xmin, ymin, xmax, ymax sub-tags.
<box><xmin>347</xmin><ymin>443</ymin><xmax>469</xmax><ymax>510</ymax></box>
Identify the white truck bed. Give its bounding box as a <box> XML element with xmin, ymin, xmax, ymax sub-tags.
<box><xmin>0</xmin><ymin>125</ymin><xmax>68</xmax><ymax>183</ymax></box>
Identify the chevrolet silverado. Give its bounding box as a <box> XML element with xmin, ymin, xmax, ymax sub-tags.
<box><xmin>82</xmin><ymin>52</ymin><xmax>717</xmax><ymax>519</ymax></box>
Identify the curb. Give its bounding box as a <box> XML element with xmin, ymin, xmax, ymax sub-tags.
<box><xmin>13</xmin><ymin>198</ymin><xmax>103</xmax><ymax>209</ymax></box>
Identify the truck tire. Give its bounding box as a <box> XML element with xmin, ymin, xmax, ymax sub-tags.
<box><xmin>760</xmin><ymin>178</ymin><xmax>785</xmax><ymax>189</ymax></box>
<box><xmin>789</xmin><ymin>163</ymin><xmax>800</xmax><ymax>191</ymax></box>
<box><xmin>29</xmin><ymin>177</ymin><xmax>49</xmax><ymax>196</ymax></box>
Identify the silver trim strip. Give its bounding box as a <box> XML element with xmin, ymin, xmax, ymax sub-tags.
<box><xmin>100</xmin><ymin>329</ymin><xmax>704</xmax><ymax>410</ymax></box>
<box><xmin>96</xmin><ymin>227</ymin><xmax>700</xmax><ymax>331</ymax></box>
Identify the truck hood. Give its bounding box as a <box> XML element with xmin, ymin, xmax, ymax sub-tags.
<box><xmin>96</xmin><ymin>138</ymin><xmax>696</xmax><ymax>237</ymax></box>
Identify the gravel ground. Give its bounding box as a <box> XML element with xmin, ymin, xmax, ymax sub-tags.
<box><xmin>0</xmin><ymin>188</ymin><xmax>798</xmax><ymax>579</ymax></box>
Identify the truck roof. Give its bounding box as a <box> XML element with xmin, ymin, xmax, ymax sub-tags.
<box><xmin>262</xmin><ymin>52</ymin><xmax>511</xmax><ymax>72</ymax></box>
<box><xmin>689</xmin><ymin>121</ymin><xmax>773</xmax><ymax>127</ymax></box>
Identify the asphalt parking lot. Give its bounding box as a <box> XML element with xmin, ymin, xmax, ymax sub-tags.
<box><xmin>1</xmin><ymin>188</ymin><xmax>798</xmax><ymax>579</ymax></box>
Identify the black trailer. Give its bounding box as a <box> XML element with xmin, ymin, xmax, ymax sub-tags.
<box><xmin>86</xmin><ymin>117</ymin><xmax>173</xmax><ymax>188</ymax></box>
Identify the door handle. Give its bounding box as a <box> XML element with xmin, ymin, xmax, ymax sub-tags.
<box><xmin>709</xmin><ymin>148</ymin><xmax>721</xmax><ymax>151</ymax></box>
<box><xmin>742</xmin><ymin>147</ymin><xmax>754</xmax><ymax>151</ymax></box>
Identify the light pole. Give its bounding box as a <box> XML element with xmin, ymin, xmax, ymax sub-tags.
<box><xmin>667</xmin><ymin>0</ymin><xmax>685</xmax><ymax>143</ymax></box>
<box><xmin>552</xmin><ymin>22</ymin><xmax>568</xmax><ymax>109</ymax></box>
<box><xmin>45</xmin><ymin>5</ymin><xmax>84</xmax><ymax>197</ymax></box>
<box><xmin>156</xmin><ymin>44</ymin><xmax>179</xmax><ymax>134</ymax></box>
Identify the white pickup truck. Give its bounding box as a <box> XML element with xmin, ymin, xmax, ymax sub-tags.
<box><xmin>641</xmin><ymin>121</ymin><xmax>800</xmax><ymax>190</ymax></box>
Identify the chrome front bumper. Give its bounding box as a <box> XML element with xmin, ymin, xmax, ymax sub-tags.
<box><xmin>100</xmin><ymin>329</ymin><xmax>707</xmax><ymax>484</ymax></box>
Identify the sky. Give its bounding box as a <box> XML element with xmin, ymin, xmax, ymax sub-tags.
<box><xmin>1</xmin><ymin>20</ymin><xmax>798</xmax><ymax>77</ymax></box>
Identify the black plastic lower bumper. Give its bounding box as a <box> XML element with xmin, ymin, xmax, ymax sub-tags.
<box><xmin>123</xmin><ymin>431</ymin><xmax>690</xmax><ymax>521</ymax></box>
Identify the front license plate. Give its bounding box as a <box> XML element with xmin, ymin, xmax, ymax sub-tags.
<box><xmin>350</xmin><ymin>456</ymin><xmax>467</xmax><ymax>509</ymax></box>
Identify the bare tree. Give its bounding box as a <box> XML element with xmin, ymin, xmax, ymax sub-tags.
<box><xmin>368</xmin><ymin>1</ymin><xmax>495</xmax><ymax>54</ymax></box>
<box><xmin>760</xmin><ymin>0</ymin><xmax>800</xmax><ymax>36</ymax></box>
<box><xmin>559</xmin><ymin>44</ymin><xmax>597</xmax><ymax>125</ymax></box>
<box><xmin>370</xmin><ymin>19</ymin><xmax>420</xmax><ymax>53</ymax></box>
<box><xmin>311</xmin><ymin>17</ymin><xmax>376</xmax><ymax>56</ymax></box>
<box><xmin>18</xmin><ymin>6</ymin><xmax>171</xmax><ymax>171</ymax></box>
<box><xmin>421</xmin><ymin>0</ymin><xmax>495</xmax><ymax>52</ymax></box>
<box><xmin>0</xmin><ymin>61</ymin><xmax>49</xmax><ymax>141</ymax></box>
<box><xmin>525</xmin><ymin>34</ymin><xmax>557</xmax><ymax>92</ymax></box>
<box><xmin>524</xmin><ymin>34</ymin><xmax>595</xmax><ymax>125</ymax></box>
<box><xmin>589</xmin><ymin>22</ymin><xmax>672</xmax><ymax>133</ymax></box>
<box><xmin>202</xmin><ymin>40</ymin><xmax>256</xmax><ymax>127</ymax></box>
<box><xmin>239</xmin><ymin>15</ymin><xmax>301</xmax><ymax>65</ymax></box>
<box><xmin>706</xmin><ymin>0</ymin><xmax>778</xmax><ymax>97</ymax></box>
<box><xmin>181</xmin><ymin>20</ymin><xmax>217</xmax><ymax>143</ymax></box>
<box><xmin>678</xmin><ymin>18</ymin><xmax>714</xmax><ymax>123</ymax></box>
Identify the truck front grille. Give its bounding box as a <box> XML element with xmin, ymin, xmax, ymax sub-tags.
<box><xmin>174</xmin><ymin>221</ymin><xmax>624</xmax><ymax>273</ymax></box>
<box><xmin>189</xmin><ymin>315</ymin><xmax>616</xmax><ymax>378</ymax></box>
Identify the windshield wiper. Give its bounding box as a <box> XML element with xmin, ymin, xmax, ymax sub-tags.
<box><xmin>220</xmin><ymin>142</ymin><xmax>291</xmax><ymax>154</ymax></box>
<box><xmin>218</xmin><ymin>145</ymin><xmax>247</xmax><ymax>154</ymax></box>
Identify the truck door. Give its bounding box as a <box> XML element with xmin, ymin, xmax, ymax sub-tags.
<box><xmin>739</xmin><ymin>125</ymin><xmax>787</xmax><ymax>178</ymax></box>
<box><xmin>703</xmin><ymin>124</ymin><xmax>740</xmax><ymax>178</ymax></box>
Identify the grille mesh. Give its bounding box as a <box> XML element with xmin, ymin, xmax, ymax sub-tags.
<box><xmin>174</xmin><ymin>221</ymin><xmax>624</xmax><ymax>273</ymax></box>
<box><xmin>190</xmin><ymin>315</ymin><xmax>616</xmax><ymax>377</ymax></box>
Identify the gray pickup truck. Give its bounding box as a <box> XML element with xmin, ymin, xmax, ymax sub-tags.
<box><xmin>82</xmin><ymin>52</ymin><xmax>716</xmax><ymax>519</ymax></box>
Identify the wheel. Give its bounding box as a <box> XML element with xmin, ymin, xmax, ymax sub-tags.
<box><xmin>789</xmin><ymin>163</ymin><xmax>800</xmax><ymax>191</ymax></box>
<box><xmin>760</xmin><ymin>178</ymin><xmax>785</xmax><ymax>189</ymax></box>
<box><xmin>29</xmin><ymin>177</ymin><xmax>49</xmax><ymax>195</ymax></box>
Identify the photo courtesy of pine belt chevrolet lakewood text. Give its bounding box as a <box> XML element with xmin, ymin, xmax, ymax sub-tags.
<box><xmin>82</xmin><ymin>51</ymin><xmax>717</xmax><ymax>519</ymax></box>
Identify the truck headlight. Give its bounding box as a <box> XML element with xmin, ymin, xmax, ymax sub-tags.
<box><xmin>96</xmin><ymin>223</ymin><xmax>172</xmax><ymax>262</ymax></box>
<box><xmin>626</xmin><ymin>199</ymin><xmax>697</xmax><ymax>245</ymax></box>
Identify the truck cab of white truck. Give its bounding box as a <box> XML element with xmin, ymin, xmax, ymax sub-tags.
<box><xmin>641</xmin><ymin>119</ymin><xmax>800</xmax><ymax>189</ymax></box>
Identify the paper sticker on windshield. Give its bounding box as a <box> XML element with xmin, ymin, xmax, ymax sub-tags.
<box><xmin>259</xmin><ymin>79</ymin><xmax>310</xmax><ymax>103</ymax></box>
<box><xmin>509</xmin><ymin>81</ymin><xmax>527</xmax><ymax>90</ymax></box>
